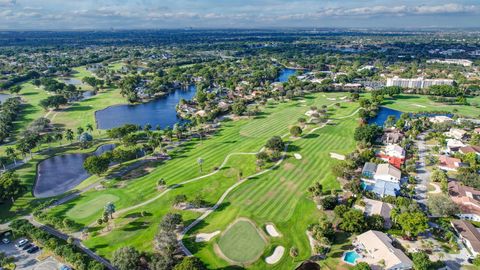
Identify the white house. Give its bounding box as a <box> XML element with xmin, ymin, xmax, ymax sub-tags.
<box><xmin>429</xmin><ymin>115</ymin><xmax>453</xmax><ymax>124</ymax></box>
<box><xmin>446</xmin><ymin>139</ymin><xmax>466</xmax><ymax>153</ymax></box>
<box><xmin>355</xmin><ymin>230</ymin><xmax>413</xmax><ymax>270</ymax></box>
<box><xmin>384</xmin><ymin>144</ymin><xmax>405</xmax><ymax>159</ymax></box>
<box><xmin>374</xmin><ymin>163</ymin><xmax>402</xmax><ymax>183</ymax></box>
<box><xmin>444</xmin><ymin>128</ymin><xmax>467</xmax><ymax>140</ymax></box>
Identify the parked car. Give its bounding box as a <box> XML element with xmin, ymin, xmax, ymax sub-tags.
<box><xmin>22</xmin><ymin>243</ymin><xmax>33</xmax><ymax>251</ymax></box>
<box><xmin>1</xmin><ymin>238</ymin><xmax>10</xmax><ymax>244</ymax></box>
<box><xmin>15</xmin><ymin>239</ymin><xmax>28</xmax><ymax>248</ymax></box>
<box><xmin>27</xmin><ymin>246</ymin><xmax>39</xmax><ymax>254</ymax></box>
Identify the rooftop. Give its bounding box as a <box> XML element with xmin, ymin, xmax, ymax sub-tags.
<box><xmin>451</xmin><ymin>220</ymin><xmax>480</xmax><ymax>253</ymax></box>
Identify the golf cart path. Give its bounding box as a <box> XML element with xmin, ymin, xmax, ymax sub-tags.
<box><xmin>178</xmin><ymin>106</ymin><xmax>360</xmax><ymax>256</ymax></box>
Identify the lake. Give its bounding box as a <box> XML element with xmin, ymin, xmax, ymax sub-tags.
<box><xmin>0</xmin><ymin>93</ymin><xmax>11</xmax><ymax>103</ymax></box>
<box><xmin>368</xmin><ymin>107</ymin><xmax>403</xmax><ymax>126</ymax></box>
<box><xmin>276</xmin><ymin>68</ymin><xmax>297</xmax><ymax>82</ymax></box>
<box><xmin>34</xmin><ymin>144</ymin><xmax>115</xmax><ymax>198</ymax></box>
<box><xmin>63</xmin><ymin>78</ymin><xmax>84</xmax><ymax>85</ymax></box>
<box><xmin>95</xmin><ymin>85</ymin><xmax>197</xmax><ymax>130</ymax></box>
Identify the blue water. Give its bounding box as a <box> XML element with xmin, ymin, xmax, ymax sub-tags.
<box><xmin>0</xmin><ymin>93</ymin><xmax>11</xmax><ymax>103</ymax></box>
<box><xmin>34</xmin><ymin>144</ymin><xmax>115</xmax><ymax>198</ymax></box>
<box><xmin>95</xmin><ymin>85</ymin><xmax>197</xmax><ymax>130</ymax></box>
<box><xmin>343</xmin><ymin>251</ymin><xmax>360</xmax><ymax>264</ymax></box>
<box><xmin>368</xmin><ymin>107</ymin><xmax>403</xmax><ymax>126</ymax></box>
<box><xmin>276</xmin><ymin>68</ymin><xmax>297</xmax><ymax>82</ymax></box>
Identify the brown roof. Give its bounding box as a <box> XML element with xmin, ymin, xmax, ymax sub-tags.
<box><xmin>439</xmin><ymin>155</ymin><xmax>461</xmax><ymax>169</ymax></box>
<box><xmin>451</xmin><ymin>220</ymin><xmax>480</xmax><ymax>253</ymax></box>
<box><xmin>449</xmin><ymin>181</ymin><xmax>480</xmax><ymax>216</ymax></box>
<box><xmin>460</xmin><ymin>146</ymin><xmax>480</xmax><ymax>154</ymax></box>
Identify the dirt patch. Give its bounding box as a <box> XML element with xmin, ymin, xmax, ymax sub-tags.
<box><xmin>283</xmin><ymin>162</ymin><xmax>295</xmax><ymax>171</ymax></box>
<box><xmin>121</xmin><ymin>165</ymin><xmax>156</xmax><ymax>180</ymax></box>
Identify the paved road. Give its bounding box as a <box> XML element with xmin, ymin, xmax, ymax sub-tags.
<box><xmin>27</xmin><ymin>217</ymin><xmax>116</xmax><ymax>270</ymax></box>
<box><xmin>415</xmin><ymin>133</ymin><xmax>430</xmax><ymax>211</ymax></box>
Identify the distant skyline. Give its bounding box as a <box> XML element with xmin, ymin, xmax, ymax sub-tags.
<box><xmin>1</xmin><ymin>0</ymin><xmax>479</xmax><ymax>30</ymax></box>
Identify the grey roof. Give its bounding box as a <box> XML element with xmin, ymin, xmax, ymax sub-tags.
<box><xmin>362</xmin><ymin>162</ymin><xmax>377</xmax><ymax>174</ymax></box>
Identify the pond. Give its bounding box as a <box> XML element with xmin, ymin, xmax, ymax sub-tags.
<box><xmin>62</xmin><ymin>78</ymin><xmax>84</xmax><ymax>85</ymax></box>
<box><xmin>368</xmin><ymin>107</ymin><xmax>403</xmax><ymax>126</ymax></box>
<box><xmin>276</xmin><ymin>68</ymin><xmax>297</xmax><ymax>82</ymax></box>
<box><xmin>0</xmin><ymin>93</ymin><xmax>11</xmax><ymax>103</ymax></box>
<box><xmin>34</xmin><ymin>144</ymin><xmax>115</xmax><ymax>198</ymax></box>
<box><xmin>95</xmin><ymin>85</ymin><xmax>197</xmax><ymax>130</ymax></box>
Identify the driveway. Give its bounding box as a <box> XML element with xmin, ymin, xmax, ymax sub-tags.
<box><xmin>415</xmin><ymin>133</ymin><xmax>430</xmax><ymax>210</ymax></box>
<box><xmin>0</xmin><ymin>239</ymin><xmax>61</xmax><ymax>270</ymax></box>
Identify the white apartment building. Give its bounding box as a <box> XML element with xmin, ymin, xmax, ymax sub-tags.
<box><xmin>427</xmin><ymin>59</ymin><xmax>473</xmax><ymax>67</ymax></box>
<box><xmin>386</xmin><ymin>76</ymin><xmax>454</xmax><ymax>89</ymax></box>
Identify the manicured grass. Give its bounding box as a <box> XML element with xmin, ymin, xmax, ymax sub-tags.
<box><xmin>382</xmin><ymin>94</ymin><xmax>480</xmax><ymax>118</ymax></box>
<box><xmin>186</xmin><ymin>104</ymin><xmax>358</xmax><ymax>270</ymax></box>
<box><xmin>49</xmin><ymin>88</ymin><xmax>125</xmax><ymax>130</ymax></box>
<box><xmin>43</xmin><ymin>92</ymin><xmax>356</xmax><ymax>262</ymax></box>
<box><xmin>217</xmin><ymin>219</ymin><xmax>267</xmax><ymax>264</ymax></box>
<box><xmin>66</xmin><ymin>194</ymin><xmax>119</xmax><ymax>220</ymax></box>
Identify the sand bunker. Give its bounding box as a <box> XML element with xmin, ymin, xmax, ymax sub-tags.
<box><xmin>265</xmin><ymin>246</ymin><xmax>285</xmax><ymax>264</ymax></box>
<box><xmin>294</xmin><ymin>153</ymin><xmax>302</xmax><ymax>160</ymax></box>
<box><xmin>195</xmin><ymin>231</ymin><xmax>221</xmax><ymax>242</ymax></box>
<box><xmin>266</xmin><ymin>224</ymin><xmax>281</xmax><ymax>237</ymax></box>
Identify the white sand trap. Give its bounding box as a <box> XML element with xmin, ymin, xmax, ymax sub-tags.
<box><xmin>266</xmin><ymin>224</ymin><xmax>281</xmax><ymax>237</ymax></box>
<box><xmin>294</xmin><ymin>153</ymin><xmax>302</xmax><ymax>160</ymax></box>
<box><xmin>330</xmin><ymin>152</ymin><xmax>346</xmax><ymax>160</ymax></box>
<box><xmin>195</xmin><ymin>231</ymin><xmax>220</xmax><ymax>242</ymax></box>
<box><xmin>265</xmin><ymin>246</ymin><xmax>285</xmax><ymax>264</ymax></box>
<box><xmin>413</xmin><ymin>104</ymin><xmax>426</xmax><ymax>108</ymax></box>
<box><xmin>327</xmin><ymin>98</ymin><xmax>336</xmax><ymax>101</ymax></box>
<box><xmin>340</xmin><ymin>96</ymin><xmax>347</xmax><ymax>100</ymax></box>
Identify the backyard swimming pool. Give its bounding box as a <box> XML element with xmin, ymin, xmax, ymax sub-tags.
<box><xmin>343</xmin><ymin>251</ymin><xmax>360</xmax><ymax>265</ymax></box>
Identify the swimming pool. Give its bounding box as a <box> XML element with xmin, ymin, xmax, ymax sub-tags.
<box><xmin>343</xmin><ymin>251</ymin><xmax>360</xmax><ymax>265</ymax></box>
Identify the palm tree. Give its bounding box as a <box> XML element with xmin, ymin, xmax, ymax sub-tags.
<box><xmin>197</xmin><ymin>158</ymin><xmax>204</xmax><ymax>173</ymax></box>
<box><xmin>289</xmin><ymin>247</ymin><xmax>298</xmax><ymax>263</ymax></box>
<box><xmin>65</xmin><ymin>129</ymin><xmax>74</xmax><ymax>144</ymax></box>
<box><xmin>104</xmin><ymin>202</ymin><xmax>116</xmax><ymax>219</ymax></box>
<box><xmin>5</xmin><ymin>147</ymin><xmax>17</xmax><ymax>165</ymax></box>
<box><xmin>54</xmin><ymin>133</ymin><xmax>63</xmax><ymax>145</ymax></box>
<box><xmin>76</xmin><ymin>127</ymin><xmax>84</xmax><ymax>136</ymax></box>
<box><xmin>86</xmin><ymin>123</ymin><xmax>94</xmax><ymax>133</ymax></box>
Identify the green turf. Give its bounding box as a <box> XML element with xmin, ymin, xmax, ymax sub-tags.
<box><xmin>217</xmin><ymin>219</ymin><xmax>266</xmax><ymax>264</ymax></box>
<box><xmin>3</xmin><ymin>91</ymin><xmax>360</xmax><ymax>270</ymax></box>
<box><xmin>66</xmin><ymin>194</ymin><xmax>119</xmax><ymax>220</ymax></box>
<box><xmin>382</xmin><ymin>94</ymin><xmax>480</xmax><ymax>118</ymax></box>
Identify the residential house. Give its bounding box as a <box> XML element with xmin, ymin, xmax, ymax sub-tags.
<box><xmin>449</xmin><ymin>181</ymin><xmax>480</xmax><ymax>221</ymax></box>
<box><xmin>439</xmin><ymin>155</ymin><xmax>463</xmax><ymax>171</ymax></box>
<box><xmin>377</xmin><ymin>144</ymin><xmax>406</xmax><ymax>169</ymax></box>
<box><xmin>361</xmin><ymin>163</ymin><xmax>402</xmax><ymax>197</ymax></box>
<box><xmin>429</xmin><ymin>115</ymin><xmax>453</xmax><ymax>124</ymax></box>
<box><xmin>474</xmin><ymin>128</ymin><xmax>480</xmax><ymax>135</ymax></box>
<box><xmin>355</xmin><ymin>230</ymin><xmax>413</xmax><ymax>270</ymax></box>
<box><xmin>444</xmin><ymin>128</ymin><xmax>468</xmax><ymax>140</ymax></box>
<box><xmin>446</xmin><ymin>139</ymin><xmax>466</xmax><ymax>153</ymax></box>
<box><xmin>459</xmin><ymin>145</ymin><xmax>480</xmax><ymax>156</ymax></box>
<box><xmin>361</xmin><ymin>162</ymin><xmax>377</xmax><ymax>180</ymax></box>
<box><xmin>354</xmin><ymin>198</ymin><xmax>393</xmax><ymax>228</ymax></box>
<box><xmin>381</xmin><ymin>129</ymin><xmax>404</xmax><ymax>144</ymax></box>
<box><xmin>451</xmin><ymin>220</ymin><xmax>480</xmax><ymax>257</ymax></box>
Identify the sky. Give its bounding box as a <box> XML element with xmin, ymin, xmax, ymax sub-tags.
<box><xmin>0</xmin><ymin>0</ymin><xmax>479</xmax><ymax>30</ymax></box>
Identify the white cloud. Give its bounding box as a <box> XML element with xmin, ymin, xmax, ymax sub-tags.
<box><xmin>315</xmin><ymin>3</ymin><xmax>479</xmax><ymax>17</ymax></box>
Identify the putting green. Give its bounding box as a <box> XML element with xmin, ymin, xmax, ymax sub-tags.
<box><xmin>66</xmin><ymin>194</ymin><xmax>119</xmax><ymax>220</ymax></box>
<box><xmin>217</xmin><ymin>219</ymin><xmax>266</xmax><ymax>264</ymax></box>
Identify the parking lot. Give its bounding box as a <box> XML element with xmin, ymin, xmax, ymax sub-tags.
<box><xmin>0</xmin><ymin>238</ymin><xmax>62</xmax><ymax>270</ymax></box>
